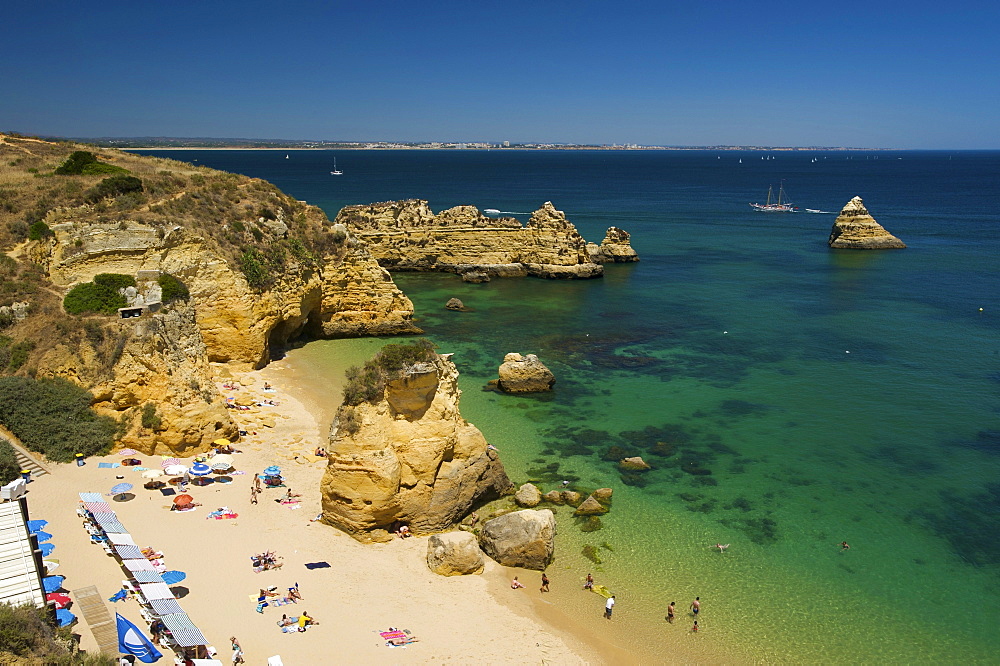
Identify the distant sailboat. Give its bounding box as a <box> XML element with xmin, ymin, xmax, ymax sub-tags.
<box><xmin>330</xmin><ymin>158</ymin><xmax>343</xmax><ymax>175</ymax></box>
<box><xmin>285</xmin><ymin>154</ymin><xmax>289</xmax><ymax>159</ymax></box>
<box><xmin>750</xmin><ymin>181</ymin><xmax>797</xmax><ymax>212</ymax></box>
<box><xmin>739</xmin><ymin>158</ymin><xmax>742</xmax><ymax>164</ymax></box>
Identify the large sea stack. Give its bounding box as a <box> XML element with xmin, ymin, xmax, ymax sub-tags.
<box><xmin>828</xmin><ymin>196</ymin><xmax>906</xmax><ymax>249</ymax></box>
<box><xmin>320</xmin><ymin>353</ymin><xmax>513</xmax><ymax>541</ymax></box>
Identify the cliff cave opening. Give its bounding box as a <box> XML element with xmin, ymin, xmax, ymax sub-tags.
<box><xmin>266</xmin><ymin>310</ymin><xmax>323</xmax><ymax>362</ymax></box>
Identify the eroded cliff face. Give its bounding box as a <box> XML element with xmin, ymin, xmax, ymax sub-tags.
<box><xmin>828</xmin><ymin>197</ymin><xmax>906</xmax><ymax>249</ymax></box>
<box><xmin>320</xmin><ymin>354</ymin><xmax>513</xmax><ymax>541</ymax></box>
<box><xmin>36</xmin><ymin>305</ymin><xmax>237</xmax><ymax>455</ymax></box>
<box><xmin>37</xmin><ymin>218</ymin><xmax>419</xmax><ymax>367</ymax></box>
<box><xmin>335</xmin><ymin>200</ymin><xmax>615</xmax><ymax>279</ymax></box>
<box><xmin>587</xmin><ymin>226</ymin><xmax>639</xmax><ymax>263</ymax></box>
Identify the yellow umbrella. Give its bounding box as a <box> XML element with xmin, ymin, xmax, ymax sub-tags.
<box><xmin>214</xmin><ymin>439</ymin><xmax>232</xmax><ymax>446</ymax></box>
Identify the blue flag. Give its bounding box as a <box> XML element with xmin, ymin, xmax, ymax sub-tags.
<box><xmin>116</xmin><ymin>613</ymin><xmax>163</xmax><ymax>663</ymax></box>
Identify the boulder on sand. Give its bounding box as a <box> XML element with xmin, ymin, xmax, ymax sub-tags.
<box><xmin>514</xmin><ymin>483</ymin><xmax>542</xmax><ymax>508</ymax></box>
<box><xmin>426</xmin><ymin>531</ymin><xmax>485</xmax><ymax>576</ymax></box>
<box><xmin>478</xmin><ymin>509</ymin><xmax>556</xmax><ymax>571</ymax></box>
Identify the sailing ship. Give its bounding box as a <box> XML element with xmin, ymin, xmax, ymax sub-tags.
<box><xmin>750</xmin><ymin>182</ymin><xmax>796</xmax><ymax>212</ymax></box>
<box><xmin>330</xmin><ymin>158</ymin><xmax>343</xmax><ymax>176</ymax></box>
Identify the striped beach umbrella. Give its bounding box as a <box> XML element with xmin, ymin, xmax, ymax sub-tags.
<box><xmin>111</xmin><ymin>483</ymin><xmax>133</xmax><ymax>494</ymax></box>
<box><xmin>160</xmin><ymin>458</ymin><xmax>182</xmax><ymax>468</ymax></box>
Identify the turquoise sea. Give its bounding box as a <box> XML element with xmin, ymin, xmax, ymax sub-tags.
<box><xmin>138</xmin><ymin>149</ymin><xmax>1000</xmax><ymax>662</ymax></box>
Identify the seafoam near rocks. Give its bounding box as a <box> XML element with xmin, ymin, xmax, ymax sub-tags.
<box><xmin>828</xmin><ymin>196</ymin><xmax>906</xmax><ymax>249</ymax></box>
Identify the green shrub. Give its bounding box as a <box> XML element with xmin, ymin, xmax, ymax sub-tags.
<box><xmin>341</xmin><ymin>339</ymin><xmax>437</xmax><ymax>406</ymax></box>
<box><xmin>84</xmin><ymin>175</ymin><xmax>143</xmax><ymax>203</ymax></box>
<box><xmin>240</xmin><ymin>248</ymin><xmax>271</xmax><ymax>290</ymax></box>
<box><xmin>158</xmin><ymin>273</ymin><xmax>189</xmax><ymax>302</ymax></box>
<box><xmin>0</xmin><ymin>439</ymin><xmax>19</xmax><ymax>485</ymax></box>
<box><xmin>28</xmin><ymin>220</ymin><xmax>53</xmax><ymax>241</ymax></box>
<box><xmin>63</xmin><ymin>273</ymin><xmax>135</xmax><ymax>315</ymax></box>
<box><xmin>0</xmin><ymin>376</ymin><xmax>117</xmax><ymax>462</ymax></box>
<box><xmin>140</xmin><ymin>402</ymin><xmax>162</xmax><ymax>430</ymax></box>
<box><xmin>54</xmin><ymin>150</ymin><xmax>98</xmax><ymax>175</ymax></box>
<box><xmin>0</xmin><ymin>601</ymin><xmax>116</xmax><ymax>664</ymax></box>
<box><xmin>80</xmin><ymin>161</ymin><xmax>128</xmax><ymax>175</ymax></box>
<box><xmin>6</xmin><ymin>340</ymin><xmax>35</xmax><ymax>371</ymax></box>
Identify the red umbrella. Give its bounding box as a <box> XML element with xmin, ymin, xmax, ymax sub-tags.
<box><xmin>46</xmin><ymin>592</ymin><xmax>71</xmax><ymax>608</ymax></box>
<box><xmin>173</xmin><ymin>494</ymin><xmax>193</xmax><ymax>506</ymax></box>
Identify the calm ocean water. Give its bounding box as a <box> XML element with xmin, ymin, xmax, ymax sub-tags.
<box><xmin>139</xmin><ymin>149</ymin><xmax>1000</xmax><ymax>662</ymax></box>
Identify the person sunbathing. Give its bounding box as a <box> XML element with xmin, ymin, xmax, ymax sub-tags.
<box><xmin>277</xmin><ymin>614</ymin><xmax>295</xmax><ymax>627</ymax></box>
<box><xmin>288</xmin><ymin>586</ymin><xmax>303</xmax><ymax>601</ymax></box>
<box><xmin>511</xmin><ymin>577</ymin><xmax>525</xmax><ymax>589</ymax></box>
<box><xmin>260</xmin><ymin>587</ymin><xmax>280</xmax><ymax>598</ymax></box>
<box><xmin>387</xmin><ymin>636</ymin><xmax>418</xmax><ymax>646</ymax></box>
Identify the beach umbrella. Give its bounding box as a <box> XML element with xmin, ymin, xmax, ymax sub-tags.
<box><xmin>161</xmin><ymin>570</ymin><xmax>186</xmax><ymax>585</ymax></box>
<box><xmin>111</xmin><ymin>482</ymin><xmax>133</xmax><ymax>494</ymax></box>
<box><xmin>264</xmin><ymin>465</ymin><xmax>281</xmax><ymax>476</ymax></box>
<box><xmin>189</xmin><ymin>462</ymin><xmax>212</xmax><ymax>477</ymax></box>
<box><xmin>173</xmin><ymin>494</ymin><xmax>194</xmax><ymax>506</ymax></box>
<box><xmin>55</xmin><ymin>608</ymin><xmax>76</xmax><ymax>627</ymax></box>
<box><xmin>211</xmin><ymin>453</ymin><xmax>234</xmax><ymax>467</ymax></box>
<box><xmin>33</xmin><ymin>531</ymin><xmax>53</xmax><ymax>543</ymax></box>
<box><xmin>118</xmin><ymin>448</ymin><xmax>137</xmax><ymax>456</ymax></box>
<box><xmin>46</xmin><ymin>592</ymin><xmax>71</xmax><ymax>608</ymax></box>
<box><xmin>44</xmin><ymin>559</ymin><xmax>60</xmax><ymax>573</ymax></box>
<box><xmin>190</xmin><ymin>476</ymin><xmax>213</xmax><ymax>487</ymax></box>
<box><xmin>211</xmin><ymin>461</ymin><xmax>233</xmax><ymax>472</ymax></box>
<box><xmin>214</xmin><ymin>438</ymin><xmax>232</xmax><ymax>447</ymax></box>
<box><xmin>160</xmin><ymin>458</ymin><xmax>182</xmax><ymax>468</ymax></box>
<box><xmin>141</xmin><ymin>469</ymin><xmax>163</xmax><ymax>479</ymax></box>
<box><xmin>39</xmin><ymin>543</ymin><xmax>55</xmax><ymax>557</ymax></box>
<box><xmin>164</xmin><ymin>464</ymin><xmax>188</xmax><ymax>476</ymax></box>
<box><xmin>43</xmin><ymin>576</ymin><xmax>65</xmax><ymax>593</ymax></box>
<box><xmin>27</xmin><ymin>519</ymin><xmax>48</xmax><ymax>533</ymax></box>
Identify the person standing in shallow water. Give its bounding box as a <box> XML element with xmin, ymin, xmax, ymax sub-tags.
<box><xmin>691</xmin><ymin>597</ymin><xmax>700</xmax><ymax>616</ymax></box>
<box><xmin>605</xmin><ymin>595</ymin><xmax>615</xmax><ymax>619</ymax></box>
<box><xmin>666</xmin><ymin>602</ymin><xmax>675</xmax><ymax>623</ymax></box>
<box><xmin>540</xmin><ymin>573</ymin><xmax>549</xmax><ymax>592</ymax></box>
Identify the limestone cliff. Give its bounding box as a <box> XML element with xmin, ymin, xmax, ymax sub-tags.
<box><xmin>320</xmin><ymin>353</ymin><xmax>513</xmax><ymax>541</ymax></box>
<box><xmin>0</xmin><ymin>136</ymin><xmax>420</xmax><ymax>456</ymax></box>
<box><xmin>828</xmin><ymin>197</ymin><xmax>906</xmax><ymax>249</ymax></box>
<box><xmin>587</xmin><ymin>226</ymin><xmax>639</xmax><ymax>263</ymax></box>
<box><xmin>335</xmin><ymin>200</ymin><xmax>619</xmax><ymax>279</ymax></box>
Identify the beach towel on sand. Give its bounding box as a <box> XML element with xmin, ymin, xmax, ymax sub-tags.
<box><xmin>98</xmin><ymin>462</ymin><xmax>120</xmax><ymax>468</ymax></box>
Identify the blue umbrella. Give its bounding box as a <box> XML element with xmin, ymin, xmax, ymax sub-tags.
<box><xmin>189</xmin><ymin>463</ymin><xmax>212</xmax><ymax>477</ymax></box>
<box><xmin>27</xmin><ymin>519</ymin><xmax>48</xmax><ymax>533</ymax></box>
<box><xmin>264</xmin><ymin>466</ymin><xmax>281</xmax><ymax>476</ymax></box>
<box><xmin>111</xmin><ymin>483</ymin><xmax>133</xmax><ymax>494</ymax></box>
<box><xmin>161</xmin><ymin>570</ymin><xmax>186</xmax><ymax>585</ymax></box>
<box><xmin>43</xmin><ymin>576</ymin><xmax>65</xmax><ymax>593</ymax></box>
<box><xmin>33</xmin><ymin>531</ymin><xmax>53</xmax><ymax>543</ymax></box>
<box><xmin>39</xmin><ymin>543</ymin><xmax>55</xmax><ymax>557</ymax></box>
<box><xmin>55</xmin><ymin>608</ymin><xmax>76</xmax><ymax>627</ymax></box>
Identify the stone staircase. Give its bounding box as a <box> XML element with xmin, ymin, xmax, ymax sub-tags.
<box><xmin>0</xmin><ymin>427</ymin><xmax>49</xmax><ymax>479</ymax></box>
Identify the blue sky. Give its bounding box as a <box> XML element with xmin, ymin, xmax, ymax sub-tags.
<box><xmin>3</xmin><ymin>0</ymin><xmax>999</xmax><ymax>148</ymax></box>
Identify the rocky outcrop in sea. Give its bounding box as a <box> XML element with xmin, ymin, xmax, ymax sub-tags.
<box><xmin>828</xmin><ymin>196</ymin><xmax>906</xmax><ymax>249</ymax></box>
<box><xmin>495</xmin><ymin>353</ymin><xmax>555</xmax><ymax>393</ymax></box>
<box><xmin>336</xmin><ymin>200</ymin><xmax>639</xmax><ymax>279</ymax></box>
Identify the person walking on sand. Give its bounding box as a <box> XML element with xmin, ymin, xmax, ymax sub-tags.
<box><xmin>253</xmin><ymin>474</ymin><xmax>262</xmax><ymax>492</ymax></box>
<box><xmin>692</xmin><ymin>620</ymin><xmax>699</xmax><ymax>632</ymax></box>
<box><xmin>691</xmin><ymin>597</ymin><xmax>700</xmax><ymax>616</ymax></box>
<box><xmin>230</xmin><ymin>637</ymin><xmax>245</xmax><ymax>664</ymax></box>
<box><xmin>605</xmin><ymin>595</ymin><xmax>615</xmax><ymax>619</ymax></box>
<box><xmin>666</xmin><ymin>602</ymin><xmax>675</xmax><ymax>623</ymax></box>
<box><xmin>584</xmin><ymin>573</ymin><xmax>594</xmax><ymax>590</ymax></box>
<box><xmin>540</xmin><ymin>573</ymin><xmax>550</xmax><ymax>592</ymax></box>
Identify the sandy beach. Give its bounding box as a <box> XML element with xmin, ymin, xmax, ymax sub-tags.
<box><xmin>23</xmin><ymin>363</ymin><xmax>634</xmax><ymax>665</ymax></box>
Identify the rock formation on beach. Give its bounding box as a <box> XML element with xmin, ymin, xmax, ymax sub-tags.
<box><xmin>478</xmin><ymin>509</ymin><xmax>556</xmax><ymax>571</ymax></box>
<box><xmin>828</xmin><ymin>196</ymin><xmax>906</xmax><ymax>249</ymax></box>
<box><xmin>335</xmin><ymin>199</ymin><xmax>638</xmax><ymax>279</ymax></box>
<box><xmin>587</xmin><ymin>227</ymin><xmax>639</xmax><ymax>263</ymax></box>
<box><xmin>495</xmin><ymin>353</ymin><xmax>556</xmax><ymax>393</ymax></box>
<box><xmin>320</xmin><ymin>352</ymin><xmax>513</xmax><ymax>541</ymax></box>
<box><xmin>426</xmin><ymin>531</ymin><xmax>485</xmax><ymax>576</ymax></box>
<box><xmin>0</xmin><ymin>136</ymin><xmax>420</xmax><ymax>455</ymax></box>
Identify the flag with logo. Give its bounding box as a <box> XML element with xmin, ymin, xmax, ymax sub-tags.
<box><xmin>116</xmin><ymin>613</ymin><xmax>162</xmax><ymax>663</ymax></box>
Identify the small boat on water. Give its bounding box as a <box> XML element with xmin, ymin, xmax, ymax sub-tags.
<box><xmin>330</xmin><ymin>158</ymin><xmax>343</xmax><ymax>176</ymax></box>
<box><xmin>483</xmin><ymin>208</ymin><xmax>501</xmax><ymax>215</ymax></box>
<box><xmin>750</xmin><ymin>182</ymin><xmax>797</xmax><ymax>212</ymax></box>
